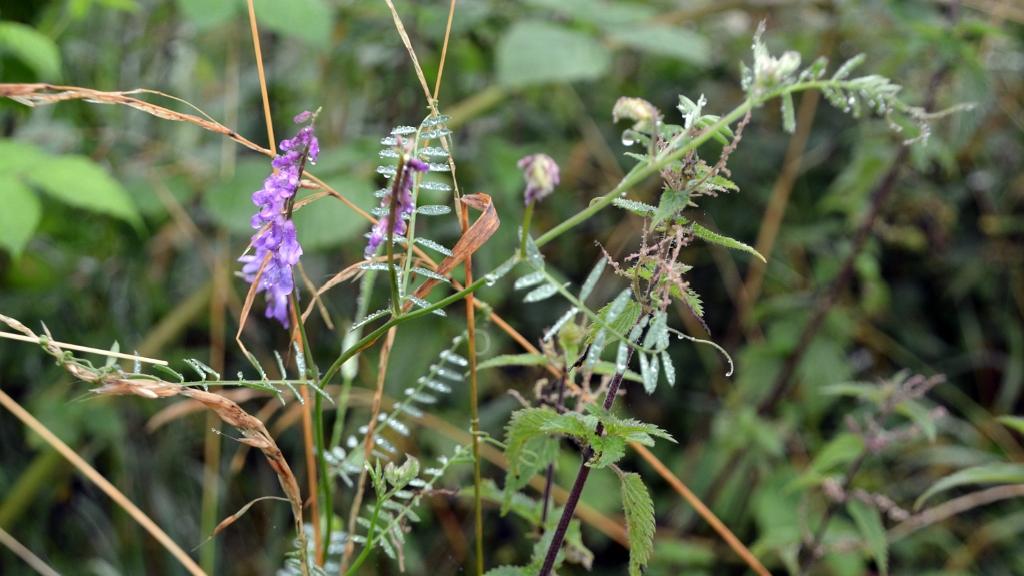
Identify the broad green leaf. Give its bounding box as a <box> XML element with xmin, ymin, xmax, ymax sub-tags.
<box><xmin>0</xmin><ymin>22</ymin><xmax>61</xmax><ymax>79</ymax></box>
<box><xmin>998</xmin><ymin>416</ymin><xmax>1024</xmax><ymax>435</ymax></box>
<box><xmin>478</xmin><ymin>353</ymin><xmax>549</xmax><ymax>370</ymax></box>
<box><xmin>847</xmin><ymin>500</ymin><xmax>888</xmax><ymax>576</ymax></box>
<box><xmin>689</xmin><ymin>221</ymin><xmax>766</xmax><ymax>263</ymax></box>
<box><xmin>916</xmin><ymin>463</ymin><xmax>1024</xmax><ymax>510</ymax></box>
<box><xmin>497</xmin><ymin>21</ymin><xmax>611</xmax><ymax>87</ymax></box>
<box><xmin>608</xmin><ymin>25</ymin><xmax>710</xmax><ymax>65</ymax></box>
<box><xmin>204</xmin><ymin>159</ymin><xmax>265</xmax><ymax>235</ymax></box>
<box><xmin>0</xmin><ymin>177</ymin><xmax>41</xmax><ymax>256</ymax></box>
<box><xmin>252</xmin><ymin>0</ymin><xmax>333</xmax><ymax>49</ymax></box>
<box><xmin>620</xmin><ymin>472</ymin><xmax>655</xmax><ymax>576</ymax></box>
<box><xmin>26</xmin><ymin>156</ymin><xmax>139</xmax><ymax>225</ymax></box>
<box><xmin>293</xmin><ymin>176</ymin><xmax>375</xmax><ymax>250</ymax></box>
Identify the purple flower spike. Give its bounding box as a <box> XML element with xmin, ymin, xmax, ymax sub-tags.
<box><xmin>365</xmin><ymin>154</ymin><xmax>429</xmax><ymax>258</ymax></box>
<box><xmin>517</xmin><ymin>153</ymin><xmax>560</xmax><ymax>205</ymax></box>
<box><xmin>240</xmin><ymin>112</ymin><xmax>319</xmax><ymax>328</ymax></box>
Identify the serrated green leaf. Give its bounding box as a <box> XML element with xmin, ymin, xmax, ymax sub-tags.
<box><xmin>26</xmin><ymin>156</ymin><xmax>139</xmax><ymax>225</ymax></box>
<box><xmin>689</xmin><ymin>221</ymin><xmax>766</xmax><ymax>263</ymax></box>
<box><xmin>0</xmin><ymin>177</ymin><xmax>41</xmax><ymax>256</ymax></box>
<box><xmin>590</xmin><ymin>435</ymin><xmax>626</xmax><ymax>468</ymax></box>
<box><xmin>587</xmin><ymin>295</ymin><xmax>641</xmax><ymax>346</ymax></box>
<box><xmin>653</xmin><ymin>188</ymin><xmax>690</xmax><ymax>226</ymax></box>
<box><xmin>848</xmin><ymin>500</ymin><xmax>888</xmax><ymax>576</ymax></box>
<box><xmin>620</xmin><ymin>472</ymin><xmax>655</xmax><ymax>576</ymax></box>
<box><xmin>0</xmin><ymin>22</ymin><xmax>61</xmax><ymax>79</ymax></box>
<box><xmin>504</xmin><ymin>407</ymin><xmax>562</xmax><ymax>479</ymax></box>
<box><xmin>916</xmin><ymin>463</ymin><xmax>1024</xmax><ymax>510</ymax></box>
<box><xmin>497</xmin><ymin>21</ymin><xmax>611</xmax><ymax>87</ymax></box>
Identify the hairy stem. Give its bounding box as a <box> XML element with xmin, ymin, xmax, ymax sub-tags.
<box><xmin>538</xmin><ymin>348</ymin><xmax>635</xmax><ymax>576</ymax></box>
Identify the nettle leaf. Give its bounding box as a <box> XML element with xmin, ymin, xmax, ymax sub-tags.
<box><xmin>586</xmin><ymin>293</ymin><xmax>641</xmax><ymax>346</ymax></box>
<box><xmin>26</xmin><ymin>155</ymin><xmax>139</xmax><ymax>225</ymax></box>
<box><xmin>848</xmin><ymin>500</ymin><xmax>888</xmax><ymax>576</ymax></box>
<box><xmin>607</xmin><ymin>25</ymin><xmax>710</xmax><ymax>65</ymax></box>
<box><xmin>653</xmin><ymin>188</ymin><xmax>690</xmax><ymax>226</ymax></box>
<box><xmin>915</xmin><ymin>463</ymin><xmax>1024</xmax><ymax>510</ymax></box>
<box><xmin>0</xmin><ymin>22</ymin><xmax>61</xmax><ymax>79</ymax></box>
<box><xmin>0</xmin><ymin>177</ymin><xmax>41</xmax><ymax>256</ymax></box>
<box><xmin>497</xmin><ymin>21</ymin><xmax>611</xmax><ymax>87</ymax></box>
<box><xmin>620</xmin><ymin>472</ymin><xmax>655</xmax><ymax>576</ymax></box>
<box><xmin>590</xmin><ymin>436</ymin><xmax>626</xmax><ymax>468</ymax></box>
<box><xmin>504</xmin><ymin>408</ymin><xmax>562</xmax><ymax>479</ymax></box>
<box><xmin>688</xmin><ymin>221</ymin><xmax>766</xmax><ymax>263</ymax></box>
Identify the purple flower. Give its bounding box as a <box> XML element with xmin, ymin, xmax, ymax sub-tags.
<box><xmin>517</xmin><ymin>153</ymin><xmax>560</xmax><ymax>205</ymax></box>
<box><xmin>365</xmin><ymin>155</ymin><xmax>429</xmax><ymax>258</ymax></box>
<box><xmin>239</xmin><ymin>112</ymin><xmax>319</xmax><ymax>327</ymax></box>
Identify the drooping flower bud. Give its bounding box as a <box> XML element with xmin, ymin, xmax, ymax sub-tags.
<box><xmin>517</xmin><ymin>153</ymin><xmax>560</xmax><ymax>205</ymax></box>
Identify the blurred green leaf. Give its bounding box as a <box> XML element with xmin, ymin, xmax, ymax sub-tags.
<box><xmin>608</xmin><ymin>25</ymin><xmax>710</xmax><ymax>65</ymax></box>
<box><xmin>998</xmin><ymin>416</ymin><xmax>1024</xmax><ymax>435</ymax></box>
<box><xmin>497</xmin><ymin>21</ymin><xmax>610</xmax><ymax>87</ymax></box>
<box><xmin>174</xmin><ymin>0</ymin><xmax>240</xmax><ymax>29</ymax></box>
<box><xmin>916</xmin><ymin>463</ymin><xmax>1024</xmax><ymax>510</ymax></box>
<box><xmin>478</xmin><ymin>353</ymin><xmax>549</xmax><ymax>370</ymax></box>
<box><xmin>847</xmin><ymin>500</ymin><xmax>888</xmax><ymax>576</ymax></box>
<box><xmin>0</xmin><ymin>22</ymin><xmax>61</xmax><ymax>79</ymax></box>
<box><xmin>253</xmin><ymin>0</ymin><xmax>332</xmax><ymax>49</ymax></box>
<box><xmin>792</xmin><ymin>433</ymin><xmax>864</xmax><ymax>489</ymax></box>
<box><xmin>26</xmin><ymin>156</ymin><xmax>139</xmax><ymax>225</ymax></box>
<box><xmin>0</xmin><ymin>177</ymin><xmax>41</xmax><ymax>256</ymax></box>
<box><xmin>0</xmin><ymin>140</ymin><xmax>48</xmax><ymax>175</ymax></box>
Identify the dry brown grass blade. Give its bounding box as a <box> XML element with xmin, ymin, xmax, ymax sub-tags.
<box><xmin>0</xmin><ymin>525</ymin><xmax>61</xmax><ymax>576</ymax></box>
<box><xmin>0</xmin><ymin>386</ymin><xmax>206</xmax><ymax>576</ymax></box>
<box><xmin>196</xmin><ymin>495</ymin><xmax>291</xmax><ymax>550</ymax></box>
<box><xmin>0</xmin><ymin>313</ymin><xmax>306</xmax><ymax>574</ymax></box>
<box><xmin>0</xmin><ymin>83</ymin><xmax>270</xmax><ymax>156</ymax></box>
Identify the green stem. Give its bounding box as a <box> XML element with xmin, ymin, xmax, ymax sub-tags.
<box><xmin>344</xmin><ymin>498</ymin><xmax>383</xmax><ymax>576</ymax></box>
<box><xmin>320</xmin><ymin>275</ymin><xmax>492</xmax><ymax>386</ymax></box>
<box><xmin>290</xmin><ymin>292</ymin><xmax>333</xmax><ymax>561</ymax></box>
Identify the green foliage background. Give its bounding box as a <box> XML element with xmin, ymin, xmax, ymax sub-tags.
<box><xmin>1</xmin><ymin>0</ymin><xmax>1022</xmax><ymax>574</ymax></box>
